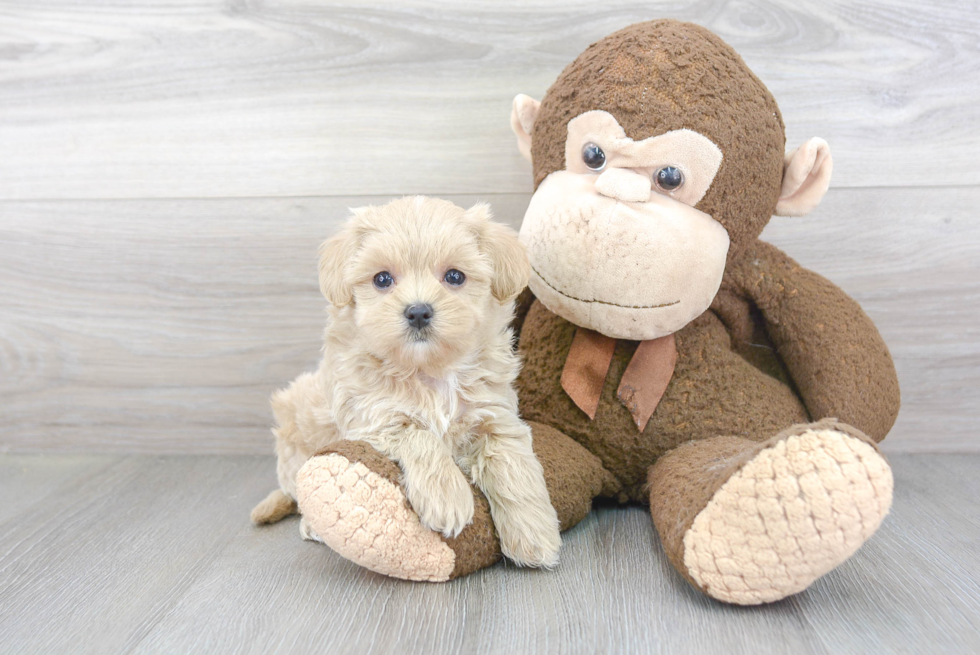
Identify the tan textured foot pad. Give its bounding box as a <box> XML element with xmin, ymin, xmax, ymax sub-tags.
<box><xmin>683</xmin><ymin>428</ymin><xmax>893</xmax><ymax>605</ymax></box>
<box><xmin>295</xmin><ymin>453</ymin><xmax>455</xmax><ymax>582</ymax></box>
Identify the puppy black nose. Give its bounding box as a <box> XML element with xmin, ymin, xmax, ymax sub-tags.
<box><xmin>404</xmin><ymin>303</ymin><xmax>434</xmax><ymax>329</ymax></box>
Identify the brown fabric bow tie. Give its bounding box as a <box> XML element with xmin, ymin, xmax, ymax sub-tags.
<box><xmin>560</xmin><ymin>328</ymin><xmax>677</xmax><ymax>432</ymax></box>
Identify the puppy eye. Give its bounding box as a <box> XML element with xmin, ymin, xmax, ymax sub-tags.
<box><xmin>373</xmin><ymin>271</ymin><xmax>394</xmax><ymax>289</ymax></box>
<box><xmin>444</xmin><ymin>269</ymin><xmax>465</xmax><ymax>286</ymax></box>
<box><xmin>582</xmin><ymin>143</ymin><xmax>606</xmax><ymax>171</ymax></box>
<box><xmin>655</xmin><ymin>166</ymin><xmax>683</xmax><ymax>191</ymax></box>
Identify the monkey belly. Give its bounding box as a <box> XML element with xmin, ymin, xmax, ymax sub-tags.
<box><xmin>517</xmin><ymin>301</ymin><xmax>808</xmax><ymax>501</ymax></box>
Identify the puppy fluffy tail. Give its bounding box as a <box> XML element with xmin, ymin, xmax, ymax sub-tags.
<box><xmin>251</xmin><ymin>489</ymin><xmax>298</xmax><ymax>525</ymax></box>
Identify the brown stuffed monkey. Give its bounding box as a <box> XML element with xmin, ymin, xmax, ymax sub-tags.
<box><xmin>292</xmin><ymin>19</ymin><xmax>900</xmax><ymax>605</ymax></box>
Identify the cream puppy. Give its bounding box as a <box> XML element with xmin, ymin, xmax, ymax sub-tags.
<box><xmin>251</xmin><ymin>196</ymin><xmax>561</xmax><ymax>568</ymax></box>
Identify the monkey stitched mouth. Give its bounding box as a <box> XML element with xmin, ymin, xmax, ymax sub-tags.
<box><xmin>530</xmin><ymin>264</ymin><xmax>680</xmax><ymax>310</ymax></box>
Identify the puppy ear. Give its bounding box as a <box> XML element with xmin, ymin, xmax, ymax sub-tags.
<box><xmin>318</xmin><ymin>222</ymin><xmax>361</xmax><ymax>307</ymax></box>
<box><xmin>465</xmin><ymin>202</ymin><xmax>530</xmax><ymax>302</ymax></box>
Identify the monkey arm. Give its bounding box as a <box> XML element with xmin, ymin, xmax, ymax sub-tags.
<box><xmin>724</xmin><ymin>240</ymin><xmax>900</xmax><ymax>442</ymax></box>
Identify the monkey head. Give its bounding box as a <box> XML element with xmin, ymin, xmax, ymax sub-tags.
<box><xmin>511</xmin><ymin>20</ymin><xmax>833</xmax><ymax>341</ymax></box>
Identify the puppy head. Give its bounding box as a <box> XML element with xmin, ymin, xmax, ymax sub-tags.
<box><xmin>319</xmin><ymin>196</ymin><xmax>529</xmax><ymax>372</ymax></box>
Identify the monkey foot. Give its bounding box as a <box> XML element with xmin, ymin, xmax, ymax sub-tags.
<box><xmin>295</xmin><ymin>441</ymin><xmax>501</xmax><ymax>582</ymax></box>
<box><xmin>681</xmin><ymin>424</ymin><xmax>893</xmax><ymax>605</ymax></box>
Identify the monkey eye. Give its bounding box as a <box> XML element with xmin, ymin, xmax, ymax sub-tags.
<box><xmin>444</xmin><ymin>269</ymin><xmax>466</xmax><ymax>286</ymax></box>
<box><xmin>582</xmin><ymin>143</ymin><xmax>606</xmax><ymax>171</ymax></box>
<box><xmin>655</xmin><ymin>166</ymin><xmax>684</xmax><ymax>191</ymax></box>
<box><xmin>373</xmin><ymin>271</ymin><xmax>394</xmax><ymax>289</ymax></box>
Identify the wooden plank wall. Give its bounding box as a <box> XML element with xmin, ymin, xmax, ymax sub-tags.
<box><xmin>1</xmin><ymin>0</ymin><xmax>977</xmax><ymax>453</ymax></box>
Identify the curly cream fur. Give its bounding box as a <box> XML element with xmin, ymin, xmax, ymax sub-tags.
<box><xmin>254</xmin><ymin>196</ymin><xmax>561</xmax><ymax>568</ymax></box>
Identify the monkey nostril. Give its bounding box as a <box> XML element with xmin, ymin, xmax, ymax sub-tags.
<box><xmin>404</xmin><ymin>303</ymin><xmax>434</xmax><ymax>329</ymax></box>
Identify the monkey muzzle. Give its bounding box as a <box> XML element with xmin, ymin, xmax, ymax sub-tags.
<box><xmin>519</xmin><ymin>171</ymin><xmax>730</xmax><ymax>341</ymax></box>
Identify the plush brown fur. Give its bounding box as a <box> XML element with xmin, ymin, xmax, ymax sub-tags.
<box><xmin>517</xmin><ymin>239</ymin><xmax>900</xmax><ymax>497</ymax></box>
<box><xmin>500</xmin><ymin>19</ymin><xmax>901</xmax><ymax>602</ymax></box>
<box><xmin>513</xmin><ymin>21</ymin><xmax>899</xmax><ymax>601</ymax></box>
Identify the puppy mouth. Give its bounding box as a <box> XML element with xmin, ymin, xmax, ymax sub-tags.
<box><xmin>407</xmin><ymin>328</ymin><xmax>433</xmax><ymax>343</ymax></box>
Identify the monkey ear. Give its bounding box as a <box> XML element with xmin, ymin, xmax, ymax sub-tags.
<box><xmin>317</xmin><ymin>221</ymin><xmax>361</xmax><ymax>307</ymax></box>
<box><xmin>775</xmin><ymin>138</ymin><xmax>833</xmax><ymax>217</ymax></box>
<box><xmin>510</xmin><ymin>94</ymin><xmax>541</xmax><ymax>163</ymax></box>
<box><xmin>465</xmin><ymin>202</ymin><xmax>530</xmax><ymax>302</ymax></box>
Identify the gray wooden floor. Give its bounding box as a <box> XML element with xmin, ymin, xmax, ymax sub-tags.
<box><xmin>0</xmin><ymin>453</ymin><xmax>977</xmax><ymax>654</ymax></box>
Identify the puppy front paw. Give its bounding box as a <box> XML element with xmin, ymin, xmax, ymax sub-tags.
<box><xmin>495</xmin><ymin>501</ymin><xmax>561</xmax><ymax>569</ymax></box>
<box><xmin>404</xmin><ymin>465</ymin><xmax>475</xmax><ymax>539</ymax></box>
